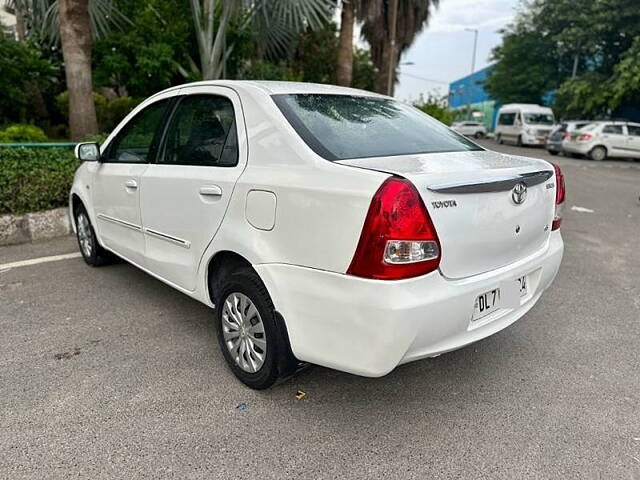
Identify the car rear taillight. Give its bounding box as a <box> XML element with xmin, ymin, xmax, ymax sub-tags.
<box><xmin>580</xmin><ymin>133</ymin><xmax>593</xmax><ymax>141</ymax></box>
<box><xmin>347</xmin><ymin>177</ymin><xmax>441</xmax><ymax>280</ymax></box>
<box><xmin>552</xmin><ymin>163</ymin><xmax>565</xmax><ymax>230</ymax></box>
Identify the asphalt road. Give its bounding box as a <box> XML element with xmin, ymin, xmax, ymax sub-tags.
<box><xmin>1</xmin><ymin>141</ymin><xmax>639</xmax><ymax>479</ymax></box>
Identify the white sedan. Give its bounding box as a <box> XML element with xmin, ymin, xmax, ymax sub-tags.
<box><xmin>70</xmin><ymin>81</ymin><xmax>565</xmax><ymax>389</ymax></box>
<box><xmin>452</xmin><ymin>121</ymin><xmax>487</xmax><ymax>139</ymax></box>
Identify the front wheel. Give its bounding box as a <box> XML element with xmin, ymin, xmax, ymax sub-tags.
<box><xmin>548</xmin><ymin>150</ymin><xmax>559</xmax><ymax>156</ymax></box>
<box><xmin>516</xmin><ymin>135</ymin><xmax>523</xmax><ymax>147</ymax></box>
<box><xmin>474</xmin><ymin>131</ymin><xmax>484</xmax><ymax>139</ymax></box>
<box><xmin>215</xmin><ymin>268</ymin><xmax>295</xmax><ymax>389</ymax></box>
<box><xmin>590</xmin><ymin>146</ymin><xmax>607</xmax><ymax>161</ymax></box>
<box><xmin>496</xmin><ymin>134</ymin><xmax>503</xmax><ymax>144</ymax></box>
<box><xmin>74</xmin><ymin>206</ymin><xmax>112</xmax><ymax>266</ymax></box>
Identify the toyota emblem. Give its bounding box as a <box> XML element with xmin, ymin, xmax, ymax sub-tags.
<box><xmin>512</xmin><ymin>182</ymin><xmax>527</xmax><ymax>205</ymax></box>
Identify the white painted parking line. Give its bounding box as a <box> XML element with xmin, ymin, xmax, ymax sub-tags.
<box><xmin>0</xmin><ymin>252</ymin><xmax>82</xmax><ymax>272</ymax></box>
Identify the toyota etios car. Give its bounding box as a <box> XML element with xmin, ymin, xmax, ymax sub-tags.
<box><xmin>70</xmin><ymin>81</ymin><xmax>565</xmax><ymax>389</ymax></box>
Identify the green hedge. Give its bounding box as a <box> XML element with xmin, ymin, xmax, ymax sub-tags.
<box><xmin>0</xmin><ymin>147</ymin><xmax>79</xmax><ymax>215</ymax></box>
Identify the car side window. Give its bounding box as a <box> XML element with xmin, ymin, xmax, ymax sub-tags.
<box><xmin>160</xmin><ymin>94</ymin><xmax>238</xmax><ymax>167</ymax></box>
<box><xmin>627</xmin><ymin>125</ymin><xmax>640</xmax><ymax>136</ymax></box>
<box><xmin>104</xmin><ymin>99</ymin><xmax>169</xmax><ymax>163</ymax></box>
<box><xmin>603</xmin><ymin>125</ymin><xmax>623</xmax><ymax>134</ymax></box>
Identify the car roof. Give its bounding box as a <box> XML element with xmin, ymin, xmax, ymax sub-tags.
<box><xmin>150</xmin><ymin>80</ymin><xmax>385</xmax><ymax>99</ymax></box>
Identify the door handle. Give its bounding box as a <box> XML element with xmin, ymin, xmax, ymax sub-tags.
<box><xmin>124</xmin><ymin>179</ymin><xmax>138</xmax><ymax>189</ymax></box>
<box><xmin>199</xmin><ymin>185</ymin><xmax>223</xmax><ymax>197</ymax></box>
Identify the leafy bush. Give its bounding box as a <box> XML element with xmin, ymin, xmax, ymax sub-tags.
<box><xmin>0</xmin><ymin>147</ymin><xmax>79</xmax><ymax>215</ymax></box>
<box><xmin>0</xmin><ymin>124</ymin><xmax>48</xmax><ymax>143</ymax></box>
<box><xmin>414</xmin><ymin>95</ymin><xmax>455</xmax><ymax>126</ymax></box>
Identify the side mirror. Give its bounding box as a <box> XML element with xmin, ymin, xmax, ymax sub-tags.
<box><xmin>75</xmin><ymin>142</ymin><xmax>100</xmax><ymax>162</ymax></box>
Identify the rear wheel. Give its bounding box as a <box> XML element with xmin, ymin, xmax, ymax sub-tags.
<box><xmin>74</xmin><ymin>205</ymin><xmax>112</xmax><ymax>266</ymax></box>
<box><xmin>590</xmin><ymin>146</ymin><xmax>607</xmax><ymax>161</ymax></box>
<box><xmin>474</xmin><ymin>131</ymin><xmax>484</xmax><ymax>139</ymax></box>
<box><xmin>215</xmin><ymin>267</ymin><xmax>295</xmax><ymax>389</ymax></box>
<box><xmin>496</xmin><ymin>134</ymin><xmax>503</xmax><ymax>144</ymax></box>
<box><xmin>548</xmin><ymin>150</ymin><xmax>559</xmax><ymax>156</ymax></box>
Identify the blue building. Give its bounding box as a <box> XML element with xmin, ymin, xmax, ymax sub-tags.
<box><xmin>448</xmin><ymin>64</ymin><xmax>498</xmax><ymax>131</ymax></box>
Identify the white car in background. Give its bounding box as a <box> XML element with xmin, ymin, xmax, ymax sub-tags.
<box><xmin>70</xmin><ymin>81</ymin><xmax>565</xmax><ymax>389</ymax></box>
<box><xmin>452</xmin><ymin>121</ymin><xmax>487</xmax><ymax>139</ymax></box>
<box><xmin>562</xmin><ymin>121</ymin><xmax>640</xmax><ymax>161</ymax></box>
<box><xmin>495</xmin><ymin>104</ymin><xmax>555</xmax><ymax>146</ymax></box>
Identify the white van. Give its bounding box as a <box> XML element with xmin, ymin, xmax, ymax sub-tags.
<box><xmin>495</xmin><ymin>104</ymin><xmax>555</xmax><ymax>146</ymax></box>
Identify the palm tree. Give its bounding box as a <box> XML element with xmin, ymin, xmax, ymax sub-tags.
<box><xmin>4</xmin><ymin>0</ymin><xmax>127</xmax><ymax>139</ymax></box>
<box><xmin>359</xmin><ymin>0</ymin><xmax>440</xmax><ymax>95</ymax></box>
<box><xmin>335</xmin><ymin>0</ymin><xmax>359</xmax><ymax>86</ymax></box>
<box><xmin>189</xmin><ymin>0</ymin><xmax>333</xmax><ymax>81</ymax></box>
<box><xmin>58</xmin><ymin>0</ymin><xmax>97</xmax><ymax>140</ymax></box>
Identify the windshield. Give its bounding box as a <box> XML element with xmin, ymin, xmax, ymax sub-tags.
<box><xmin>272</xmin><ymin>94</ymin><xmax>482</xmax><ymax>161</ymax></box>
<box><xmin>523</xmin><ymin>113</ymin><xmax>554</xmax><ymax>125</ymax></box>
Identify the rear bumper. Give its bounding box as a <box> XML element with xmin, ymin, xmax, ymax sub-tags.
<box><xmin>562</xmin><ymin>141</ymin><xmax>591</xmax><ymax>155</ymax></box>
<box><xmin>257</xmin><ymin>232</ymin><xmax>564</xmax><ymax>377</ymax></box>
<box><xmin>522</xmin><ymin>132</ymin><xmax>548</xmax><ymax>146</ymax></box>
<box><xmin>546</xmin><ymin>141</ymin><xmax>563</xmax><ymax>151</ymax></box>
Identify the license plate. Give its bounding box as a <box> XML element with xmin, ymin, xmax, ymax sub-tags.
<box><xmin>472</xmin><ymin>275</ymin><xmax>528</xmax><ymax>321</ymax></box>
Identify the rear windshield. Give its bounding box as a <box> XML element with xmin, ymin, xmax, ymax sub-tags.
<box><xmin>272</xmin><ymin>94</ymin><xmax>482</xmax><ymax>161</ymax></box>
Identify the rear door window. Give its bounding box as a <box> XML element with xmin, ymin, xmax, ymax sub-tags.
<box><xmin>627</xmin><ymin>125</ymin><xmax>640</xmax><ymax>136</ymax></box>
<box><xmin>159</xmin><ymin>95</ymin><xmax>238</xmax><ymax>167</ymax></box>
<box><xmin>603</xmin><ymin>125</ymin><xmax>624</xmax><ymax>134</ymax></box>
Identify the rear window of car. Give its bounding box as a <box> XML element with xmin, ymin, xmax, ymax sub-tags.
<box><xmin>272</xmin><ymin>94</ymin><xmax>482</xmax><ymax>161</ymax></box>
<box><xmin>580</xmin><ymin>123</ymin><xmax>600</xmax><ymax>132</ymax></box>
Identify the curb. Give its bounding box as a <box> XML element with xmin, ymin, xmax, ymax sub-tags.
<box><xmin>0</xmin><ymin>207</ymin><xmax>71</xmax><ymax>246</ymax></box>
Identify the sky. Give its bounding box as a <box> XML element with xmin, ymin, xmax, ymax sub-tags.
<box><xmin>394</xmin><ymin>0</ymin><xmax>520</xmax><ymax>102</ymax></box>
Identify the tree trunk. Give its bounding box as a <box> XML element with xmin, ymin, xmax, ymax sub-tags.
<box><xmin>58</xmin><ymin>0</ymin><xmax>98</xmax><ymax>140</ymax></box>
<box><xmin>15</xmin><ymin>6</ymin><xmax>26</xmax><ymax>41</ymax></box>
<box><xmin>374</xmin><ymin>42</ymin><xmax>397</xmax><ymax>95</ymax></box>
<box><xmin>336</xmin><ymin>1</ymin><xmax>355</xmax><ymax>87</ymax></box>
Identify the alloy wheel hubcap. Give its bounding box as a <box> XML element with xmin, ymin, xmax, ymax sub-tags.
<box><xmin>221</xmin><ymin>292</ymin><xmax>266</xmax><ymax>373</ymax></box>
<box><xmin>77</xmin><ymin>213</ymin><xmax>93</xmax><ymax>258</ymax></box>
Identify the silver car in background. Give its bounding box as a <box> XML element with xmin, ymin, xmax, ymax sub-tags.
<box><xmin>562</xmin><ymin>121</ymin><xmax>640</xmax><ymax>161</ymax></box>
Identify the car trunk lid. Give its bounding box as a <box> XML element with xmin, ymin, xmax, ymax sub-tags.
<box><xmin>337</xmin><ymin>150</ymin><xmax>557</xmax><ymax>279</ymax></box>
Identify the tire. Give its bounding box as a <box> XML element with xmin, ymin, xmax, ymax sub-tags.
<box><xmin>215</xmin><ymin>267</ymin><xmax>295</xmax><ymax>389</ymax></box>
<box><xmin>516</xmin><ymin>135</ymin><xmax>523</xmax><ymax>147</ymax></box>
<box><xmin>474</xmin><ymin>131</ymin><xmax>484</xmax><ymax>139</ymax></box>
<box><xmin>548</xmin><ymin>150</ymin><xmax>559</xmax><ymax>156</ymax></box>
<box><xmin>496</xmin><ymin>134</ymin><xmax>503</xmax><ymax>144</ymax></box>
<box><xmin>74</xmin><ymin>205</ymin><xmax>112</xmax><ymax>266</ymax></box>
<box><xmin>590</xmin><ymin>146</ymin><xmax>607</xmax><ymax>161</ymax></box>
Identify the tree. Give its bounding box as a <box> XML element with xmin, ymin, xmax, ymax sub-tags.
<box><xmin>359</xmin><ymin>0</ymin><xmax>439</xmax><ymax>95</ymax></box>
<box><xmin>58</xmin><ymin>0</ymin><xmax>98</xmax><ymax>140</ymax></box>
<box><xmin>0</xmin><ymin>35</ymin><xmax>57</xmax><ymax>124</ymax></box>
<box><xmin>188</xmin><ymin>0</ymin><xmax>333</xmax><ymax>80</ymax></box>
<box><xmin>335</xmin><ymin>0</ymin><xmax>357</xmax><ymax>86</ymax></box>
<box><xmin>486</xmin><ymin>0</ymin><xmax>640</xmax><ymax>119</ymax></box>
<box><xmin>484</xmin><ymin>24</ymin><xmax>559</xmax><ymax>105</ymax></box>
<box><xmin>93</xmin><ymin>0</ymin><xmax>193</xmax><ymax>97</ymax></box>
<box><xmin>414</xmin><ymin>94</ymin><xmax>453</xmax><ymax>125</ymax></box>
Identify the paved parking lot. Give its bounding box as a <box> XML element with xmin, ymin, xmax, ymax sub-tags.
<box><xmin>1</xmin><ymin>141</ymin><xmax>639</xmax><ymax>479</ymax></box>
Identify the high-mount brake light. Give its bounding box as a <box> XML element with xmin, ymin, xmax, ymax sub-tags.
<box><xmin>347</xmin><ymin>177</ymin><xmax>441</xmax><ymax>280</ymax></box>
